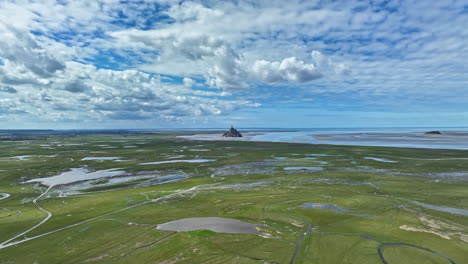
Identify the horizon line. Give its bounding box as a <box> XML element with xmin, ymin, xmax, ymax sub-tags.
<box><xmin>1</xmin><ymin>126</ymin><xmax>468</xmax><ymax>131</ymax></box>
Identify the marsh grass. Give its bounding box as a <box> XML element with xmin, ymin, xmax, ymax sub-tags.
<box><xmin>0</xmin><ymin>133</ymin><xmax>466</xmax><ymax>263</ymax></box>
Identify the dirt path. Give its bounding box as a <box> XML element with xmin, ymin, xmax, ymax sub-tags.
<box><xmin>0</xmin><ymin>185</ymin><xmax>54</xmax><ymax>247</ymax></box>
<box><xmin>0</xmin><ymin>184</ymin><xmax>208</xmax><ymax>250</ymax></box>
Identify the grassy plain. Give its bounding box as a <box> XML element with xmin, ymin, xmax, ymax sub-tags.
<box><xmin>0</xmin><ymin>132</ymin><xmax>467</xmax><ymax>263</ymax></box>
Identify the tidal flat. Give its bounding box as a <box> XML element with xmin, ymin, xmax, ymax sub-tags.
<box><xmin>0</xmin><ymin>132</ymin><xmax>467</xmax><ymax>263</ymax></box>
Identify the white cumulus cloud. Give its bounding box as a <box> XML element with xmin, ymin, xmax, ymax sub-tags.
<box><xmin>251</xmin><ymin>57</ymin><xmax>322</xmax><ymax>83</ymax></box>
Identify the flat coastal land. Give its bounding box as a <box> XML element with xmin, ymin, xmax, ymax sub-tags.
<box><xmin>0</xmin><ymin>130</ymin><xmax>467</xmax><ymax>263</ymax></box>
<box><xmin>180</xmin><ymin>128</ymin><xmax>468</xmax><ymax>150</ymax></box>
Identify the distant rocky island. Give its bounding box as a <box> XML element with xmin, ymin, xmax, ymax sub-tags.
<box><xmin>223</xmin><ymin>126</ymin><xmax>242</xmax><ymax>137</ymax></box>
<box><xmin>425</xmin><ymin>131</ymin><xmax>442</xmax><ymax>135</ymax></box>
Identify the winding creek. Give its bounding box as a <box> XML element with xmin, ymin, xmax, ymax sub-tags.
<box><xmin>0</xmin><ymin>193</ymin><xmax>10</xmax><ymax>200</ymax></box>
<box><xmin>407</xmin><ymin>200</ymin><xmax>468</xmax><ymax>217</ymax></box>
<box><xmin>0</xmin><ymin>182</ymin><xmax>460</xmax><ymax>264</ymax></box>
<box><xmin>264</xmin><ymin>199</ymin><xmax>457</xmax><ymax>264</ymax></box>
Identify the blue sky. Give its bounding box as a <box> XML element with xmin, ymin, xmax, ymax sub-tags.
<box><xmin>0</xmin><ymin>0</ymin><xmax>467</xmax><ymax>129</ymax></box>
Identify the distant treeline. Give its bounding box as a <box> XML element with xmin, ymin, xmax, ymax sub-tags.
<box><xmin>0</xmin><ymin>130</ymin><xmax>147</xmax><ymax>141</ymax></box>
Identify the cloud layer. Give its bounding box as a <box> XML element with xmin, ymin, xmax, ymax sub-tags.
<box><xmin>0</xmin><ymin>0</ymin><xmax>467</xmax><ymax>127</ymax></box>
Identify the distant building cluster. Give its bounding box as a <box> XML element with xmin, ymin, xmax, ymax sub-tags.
<box><xmin>223</xmin><ymin>126</ymin><xmax>242</xmax><ymax>137</ymax></box>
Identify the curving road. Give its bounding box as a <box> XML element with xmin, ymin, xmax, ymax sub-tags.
<box><xmin>0</xmin><ymin>187</ymin><xmax>459</xmax><ymax>264</ymax></box>
<box><xmin>0</xmin><ymin>185</ymin><xmax>54</xmax><ymax>247</ymax></box>
<box><xmin>0</xmin><ymin>184</ymin><xmax>209</xmax><ymax>250</ymax></box>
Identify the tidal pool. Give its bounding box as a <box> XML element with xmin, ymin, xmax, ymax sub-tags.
<box><xmin>426</xmin><ymin>172</ymin><xmax>468</xmax><ymax>179</ymax></box>
<box><xmin>52</xmin><ymin>173</ymin><xmax>188</xmax><ymax>193</ymax></box>
<box><xmin>0</xmin><ymin>193</ymin><xmax>10</xmax><ymax>200</ymax></box>
<box><xmin>164</xmin><ymin>155</ymin><xmax>186</xmax><ymax>159</ymax></box>
<box><xmin>139</xmin><ymin>159</ymin><xmax>215</xmax><ymax>165</ymax></box>
<box><xmin>274</xmin><ymin>157</ymin><xmax>288</xmax><ymax>160</ymax></box>
<box><xmin>211</xmin><ymin>161</ymin><xmax>280</xmax><ymax>176</ymax></box>
<box><xmin>300</xmin><ymin>202</ymin><xmax>375</xmax><ymax>218</ymax></box>
<box><xmin>26</xmin><ymin>168</ymin><xmax>126</xmax><ymax>186</ymax></box>
<box><xmin>364</xmin><ymin>157</ymin><xmax>398</xmax><ymax>163</ymax></box>
<box><xmin>157</xmin><ymin>217</ymin><xmax>262</xmax><ymax>235</ymax></box>
<box><xmin>302</xmin><ymin>202</ymin><xmax>349</xmax><ymax>213</ymax></box>
<box><xmin>11</xmin><ymin>155</ymin><xmax>33</xmax><ymax>161</ymax></box>
<box><xmin>408</xmin><ymin>200</ymin><xmax>468</xmax><ymax>216</ymax></box>
<box><xmin>81</xmin><ymin>157</ymin><xmax>121</xmax><ymax>161</ymax></box>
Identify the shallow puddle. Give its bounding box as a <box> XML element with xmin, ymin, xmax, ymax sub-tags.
<box><xmin>81</xmin><ymin>157</ymin><xmax>121</xmax><ymax>161</ymax></box>
<box><xmin>301</xmin><ymin>202</ymin><xmax>373</xmax><ymax>217</ymax></box>
<box><xmin>139</xmin><ymin>159</ymin><xmax>215</xmax><ymax>165</ymax></box>
<box><xmin>0</xmin><ymin>193</ymin><xmax>10</xmax><ymax>200</ymax></box>
<box><xmin>55</xmin><ymin>173</ymin><xmax>188</xmax><ymax>193</ymax></box>
<box><xmin>11</xmin><ymin>155</ymin><xmax>33</xmax><ymax>161</ymax></box>
<box><xmin>157</xmin><ymin>217</ymin><xmax>262</xmax><ymax>234</ymax></box>
<box><xmin>408</xmin><ymin>200</ymin><xmax>468</xmax><ymax>216</ymax></box>
<box><xmin>364</xmin><ymin>157</ymin><xmax>398</xmax><ymax>163</ymax></box>
<box><xmin>302</xmin><ymin>202</ymin><xmax>349</xmax><ymax>213</ymax></box>
<box><xmin>26</xmin><ymin>168</ymin><xmax>126</xmax><ymax>186</ymax></box>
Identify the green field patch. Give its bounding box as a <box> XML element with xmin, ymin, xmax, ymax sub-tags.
<box><xmin>381</xmin><ymin>245</ymin><xmax>454</xmax><ymax>264</ymax></box>
<box><xmin>0</xmin><ymin>134</ymin><xmax>467</xmax><ymax>263</ymax></box>
<box><xmin>188</xmin><ymin>229</ymin><xmax>217</xmax><ymax>237</ymax></box>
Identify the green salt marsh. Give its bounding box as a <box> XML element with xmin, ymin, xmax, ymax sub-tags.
<box><xmin>0</xmin><ymin>132</ymin><xmax>467</xmax><ymax>263</ymax></box>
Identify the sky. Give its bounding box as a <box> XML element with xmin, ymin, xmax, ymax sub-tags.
<box><xmin>0</xmin><ymin>0</ymin><xmax>467</xmax><ymax>129</ymax></box>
